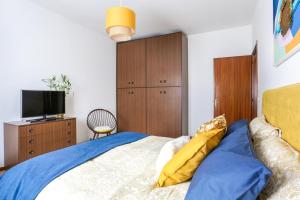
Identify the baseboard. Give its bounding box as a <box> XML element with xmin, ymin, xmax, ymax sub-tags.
<box><xmin>0</xmin><ymin>166</ymin><xmax>10</xmax><ymax>171</ymax></box>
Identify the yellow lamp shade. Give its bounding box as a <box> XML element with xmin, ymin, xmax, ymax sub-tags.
<box><xmin>106</xmin><ymin>7</ymin><xmax>136</xmax><ymax>42</ymax></box>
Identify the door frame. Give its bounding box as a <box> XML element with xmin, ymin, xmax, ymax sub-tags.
<box><xmin>251</xmin><ymin>43</ymin><xmax>258</xmax><ymax>119</ymax></box>
<box><xmin>213</xmin><ymin>43</ymin><xmax>258</xmax><ymax>121</ymax></box>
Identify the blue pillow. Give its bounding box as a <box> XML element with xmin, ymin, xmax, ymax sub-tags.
<box><xmin>226</xmin><ymin>120</ymin><xmax>248</xmax><ymax>136</ymax></box>
<box><xmin>185</xmin><ymin>122</ymin><xmax>272</xmax><ymax>200</ymax></box>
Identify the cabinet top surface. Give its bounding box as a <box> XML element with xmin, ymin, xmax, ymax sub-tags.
<box><xmin>4</xmin><ymin>117</ymin><xmax>76</xmax><ymax>126</ymax></box>
<box><xmin>117</xmin><ymin>32</ymin><xmax>185</xmax><ymax>45</ymax></box>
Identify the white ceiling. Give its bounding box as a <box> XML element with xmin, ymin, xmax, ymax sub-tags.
<box><xmin>31</xmin><ymin>0</ymin><xmax>257</xmax><ymax>38</ymax></box>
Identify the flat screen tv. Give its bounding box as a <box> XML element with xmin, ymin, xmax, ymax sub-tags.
<box><xmin>21</xmin><ymin>90</ymin><xmax>65</xmax><ymax>118</ymax></box>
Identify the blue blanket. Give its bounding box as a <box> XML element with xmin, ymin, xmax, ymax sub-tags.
<box><xmin>0</xmin><ymin>132</ymin><xmax>147</xmax><ymax>200</ymax></box>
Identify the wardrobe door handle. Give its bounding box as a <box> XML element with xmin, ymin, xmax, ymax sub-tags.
<box><xmin>28</xmin><ymin>139</ymin><xmax>34</xmax><ymax>144</ymax></box>
<box><xmin>28</xmin><ymin>128</ymin><xmax>33</xmax><ymax>133</ymax></box>
<box><xmin>67</xmin><ymin>140</ymin><xmax>71</xmax><ymax>144</ymax></box>
<box><xmin>164</xmin><ymin>80</ymin><xmax>167</xmax><ymax>83</ymax></box>
<box><xmin>164</xmin><ymin>91</ymin><xmax>166</xmax><ymax>94</ymax></box>
<box><xmin>160</xmin><ymin>80</ymin><xmax>163</xmax><ymax>83</ymax></box>
<box><xmin>29</xmin><ymin>151</ymin><xmax>34</xmax><ymax>155</ymax></box>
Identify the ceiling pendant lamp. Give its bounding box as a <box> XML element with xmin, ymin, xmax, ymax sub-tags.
<box><xmin>106</xmin><ymin>0</ymin><xmax>136</xmax><ymax>42</ymax></box>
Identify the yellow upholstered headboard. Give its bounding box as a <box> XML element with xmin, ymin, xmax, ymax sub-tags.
<box><xmin>263</xmin><ymin>83</ymin><xmax>300</xmax><ymax>152</ymax></box>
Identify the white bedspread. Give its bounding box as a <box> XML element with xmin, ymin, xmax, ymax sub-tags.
<box><xmin>36</xmin><ymin>136</ymin><xmax>190</xmax><ymax>200</ymax></box>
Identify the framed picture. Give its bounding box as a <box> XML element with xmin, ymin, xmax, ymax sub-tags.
<box><xmin>274</xmin><ymin>0</ymin><xmax>300</xmax><ymax>66</ymax></box>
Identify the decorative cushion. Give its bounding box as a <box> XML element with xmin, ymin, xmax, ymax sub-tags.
<box><xmin>196</xmin><ymin>114</ymin><xmax>226</xmax><ymax>134</ymax></box>
<box><xmin>185</xmin><ymin>121</ymin><xmax>272</xmax><ymax>200</ymax></box>
<box><xmin>154</xmin><ymin>136</ymin><xmax>191</xmax><ymax>180</ymax></box>
<box><xmin>251</xmin><ymin>127</ymin><xmax>300</xmax><ymax>200</ymax></box>
<box><xmin>155</xmin><ymin>127</ymin><xmax>226</xmax><ymax>188</ymax></box>
<box><xmin>94</xmin><ymin>126</ymin><xmax>112</xmax><ymax>133</ymax></box>
<box><xmin>250</xmin><ymin>116</ymin><xmax>282</xmax><ymax>140</ymax></box>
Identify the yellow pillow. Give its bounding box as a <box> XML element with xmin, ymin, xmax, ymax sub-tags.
<box><xmin>196</xmin><ymin>114</ymin><xmax>226</xmax><ymax>134</ymax></box>
<box><xmin>155</xmin><ymin>127</ymin><xmax>226</xmax><ymax>187</ymax></box>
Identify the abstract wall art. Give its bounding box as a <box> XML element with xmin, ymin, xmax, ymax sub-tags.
<box><xmin>274</xmin><ymin>0</ymin><xmax>300</xmax><ymax>66</ymax></box>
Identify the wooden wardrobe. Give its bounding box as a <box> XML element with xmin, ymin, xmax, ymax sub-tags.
<box><xmin>117</xmin><ymin>32</ymin><xmax>188</xmax><ymax>138</ymax></box>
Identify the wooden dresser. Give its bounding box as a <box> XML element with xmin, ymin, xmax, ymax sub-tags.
<box><xmin>117</xmin><ymin>32</ymin><xmax>188</xmax><ymax>137</ymax></box>
<box><xmin>4</xmin><ymin>117</ymin><xmax>76</xmax><ymax>167</ymax></box>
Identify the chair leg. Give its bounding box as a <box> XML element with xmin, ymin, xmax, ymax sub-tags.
<box><xmin>93</xmin><ymin>133</ymin><xmax>96</xmax><ymax>140</ymax></box>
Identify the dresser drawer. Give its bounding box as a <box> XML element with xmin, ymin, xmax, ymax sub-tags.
<box><xmin>19</xmin><ymin>125</ymin><xmax>39</xmax><ymax>138</ymax></box>
<box><xmin>64</xmin><ymin>119</ymin><xmax>76</xmax><ymax>138</ymax></box>
<box><xmin>19</xmin><ymin>135</ymin><xmax>42</xmax><ymax>161</ymax></box>
<box><xmin>65</xmin><ymin>119</ymin><xmax>75</xmax><ymax>130</ymax></box>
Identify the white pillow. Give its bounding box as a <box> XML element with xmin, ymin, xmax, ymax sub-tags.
<box><xmin>154</xmin><ymin>136</ymin><xmax>191</xmax><ymax>180</ymax></box>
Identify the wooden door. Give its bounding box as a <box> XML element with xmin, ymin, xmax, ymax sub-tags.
<box><xmin>214</xmin><ymin>56</ymin><xmax>252</xmax><ymax>125</ymax></box>
<box><xmin>117</xmin><ymin>88</ymin><xmax>146</xmax><ymax>133</ymax></box>
<box><xmin>147</xmin><ymin>33</ymin><xmax>182</xmax><ymax>87</ymax></box>
<box><xmin>147</xmin><ymin>87</ymin><xmax>181</xmax><ymax>137</ymax></box>
<box><xmin>117</xmin><ymin>39</ymin><xmax>146</xmax><ymax>88</ymax></box>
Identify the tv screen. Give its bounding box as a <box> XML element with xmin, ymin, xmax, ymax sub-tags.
<box><xmin>21</xmin><ymin>90</ymin><xmax>65</xmax><ymax>118</ymax></box>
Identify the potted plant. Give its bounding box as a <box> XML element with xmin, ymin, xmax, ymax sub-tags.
<box><xmin>42</xmin><ymin>74</ymin><xmax>72</xmax><ymax>118</ymax></box>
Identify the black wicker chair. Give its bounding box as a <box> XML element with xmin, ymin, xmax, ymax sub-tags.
<box><xmin>87</xmin><ymin>109</ymin><xmax>117</xmax><ymax>139</ymax></box>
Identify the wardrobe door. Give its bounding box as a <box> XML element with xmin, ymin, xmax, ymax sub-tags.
<box><xmin>214</xmin><ymin>56</ymin><xmax>252</xmax><ymax>125</ymax></box>
<box><xmin>147</xmin><ymin>87</ymin><xmax>181</xmax><ymax>137</ymax></box>
<box><xmin>117</xmin><ymin>88</ymin><xmax>146</xmax><ymax>133</ymax></box>
<box><xmin>146</xmin><ymin>33</ymin><xmax>182</xmax><ymax>87</ymax></box>
<box><xmin>117</xmin><ymin>40</ymin><xmax>146</xmax><ymax>88</ymax></box>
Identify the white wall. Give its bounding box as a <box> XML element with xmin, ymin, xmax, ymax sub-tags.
<box><xmin>252</xmin><ymin>0</ymin><xmax>300</xmax><ymax>114</ymax></box>
<box><xmin>0</xmin><ymin>0</ymin><xmax>116</xmax><ymax>167</ymax></box>
<box><xmin>188</xmin><ymin>26</ymin><xmax>253</xmax><ymax>135</ymax></box>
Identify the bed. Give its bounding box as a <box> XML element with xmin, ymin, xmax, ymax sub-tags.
<box><xmin>1</xmin><ymin>83</ymin><xmax>300</xmax><ymax>200</ymax></box>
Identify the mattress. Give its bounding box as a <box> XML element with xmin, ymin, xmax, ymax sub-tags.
<box><xmin>36</xmin><ymin>136</ymin><xmax>190</xmax><ymax>200</ymax></box>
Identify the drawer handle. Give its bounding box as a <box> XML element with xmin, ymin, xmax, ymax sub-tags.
<box><xmin>28</xmin><ymin>129</ymin><xmax>33</xmax><ymax>133</ymax></box>
<box><xmin>128</xmin><ymin>91</ymin><xmax>134</xmax><ymax>94</ymax></box>
<box><xmin>67</xmin><ymin>140</ymin><xmax>71</xmax><ymax>144</ymax></box>
<box><xmin>164</xmin><ymin>80</ymin><xmax>167</xmax><ymax>83</ymax></box>
<box><xmin>164</xmin><ymin>91</ymin><xmax>166</xmax><ymax>94</ymax></box>
<box><xmin>131</xmin><ymin>81</ymin><xmax>134</xmax><ymax>84</ymax></box>
<box><xmin>160</xmin><ymin>80</ymin><xmax>163</xmax><ymax>83</ymax></box>
<box><xmin>28</xmin><ymin>139</ymin><xmax>34</xmax><ymax>144</ymax></box>
<box><xmin>128</xmin><ymin>81</ymin><xmax>131</xmax><ymax>84</ymax></box>
<box><xmin>29</xmin><ymin>151</ymin><xmax>34</xmax><ymax>155</ymax></box>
